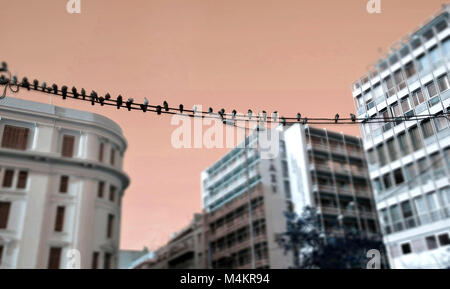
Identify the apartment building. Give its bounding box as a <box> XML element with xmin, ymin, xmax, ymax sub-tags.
<box><xmin>351</xmin><ymin>6</ymin><xmax>450</xmax><ymax>268</ymax></box>
<box><xmin>0</xmin><ymin>97</ymin><xmax>129</xmax><ymax>269</ymax></box>
<box><xmin>133</xmin><ymin>213</ymin><xmax>204</xmax><ymax>269</ymax></box>
<box><xmin>201</xmin><ymin>125</ymin><xmax>378</xmax><ymax>269</ymax></box>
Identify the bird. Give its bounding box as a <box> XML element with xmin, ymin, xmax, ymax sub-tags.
<box><xmin>21</xmin><ymin>77</ymin><xmax>30</xmax><ymax>90</ymax></box>
<box><xmin>11</xmin><ymin>76</ymin><xmax>18</xmax><ymax>86</ymax></box>
<box><xmin>90</xmin><ymin>91</ymin><xmax>97</xmax><ymax>105</ymax></box>
<box><xmin>99</xmin><ymin>96</ymin><xmax>105</xmax><ymax>106</ymax></box>
<box><xmin>297</xmin><ymin>113</ymin><xmax>301</xmax><ymax>122</ymax></box>
<box><xmin>126</xmin><ymin>98</ymin><xmax>134</xmax><ymax>111</ymax></box>
<box><xmin>61</xmin><ymin>86</ymin><xmax>68</xmax><ymax>99</ymax></box>
<box><xmin>41</xmin><ymin>82</ymin><xmax>47</xmax><ymax>92</ymax></box>
<box><xmin>116</xmin><ymin>95</ymin><xmax>123</xmax><ymax>109</ymax></box>
<box><xmin>0</xmin><ymin>62</ymin><xmax>7</xmax><ymax>72</ymax></box>
<box><xmin>262</xmin><ymin>111</ymin><xmax>267</xmax><ymax>122</ymax></box>
<box><xmin>72</xmin><ymin>87</ymin><xmax>78</xmax><ymax>98</ymax></box>
<box><xmin>156</xmin><ymin>105</ymin><xmax>162</xmax><ymax>115</ymax></box>
<box><xmin>272</xmin><ymin>111</ymin><xmax>278</xmax><ymax>123</ymax></box>
<box><xmin>163</xmin><ymin>101</ymin><xmax>169</xmax><ymax>112</ymax></box>
<box><xmin>193</xmin><ymin>105</ymin><xmax>197</xmax><ymax>115</ymax></box>
<box><xmin>335</xmin><ymin>113</ymin><xmax>340</xmax><ymax>123</ymax></box>
<box><xmin>248</xmin><ymin>109</ymin><xmax>252</xmax><ymax>120</ymax></box>
<box><xmin>33</xmin><ymin>80</ymin><xmax>39</xmax><ymax>90</ymax></box>
<box><xmin>52</xmin><ymin>84</ymin><xmax>58</xmax><ymax>94</ymax></box>
<box><xmin>350</xmin><ymin>113</ymin><xmax>356</xmax><ymax>122</ymax></box>
<box><xmin>219</xmin><ymin>109</ymin><xmax>225</xmax><ymax>120</ymax></box>
<box><xmin>179</xmin><ymin>104</ymin><xmax>184</xmax><ymax>114</ymax></box>
<box><xmin>105</xmin><ymin>93</ymin><xmax>111</xmax><ymax>100</ymax></box>
<box><xmin>208</xmin><ymin>107</ymin><xmax>213</xmax><ymax>114</ymax></box>
<box><xmin>81</xmin><ymin>88</ymin><xmax>86</xmax><ymax>100</ymax></box>
<box><xmin>140</xmin><ymin>97</ymin><xmax>149</xmax><ymax>112</ymax></box>
<box><xmin>302</xmin><ymin>117</ymin><xmax>308</xmax><ymax>125</ymax></box>
<box><xmin>281</xmin><ymin>117</ymin><xmax>286</xmax><ymax>126</ymax></box>
<box><xmin>232</xmin><ymin>109</ymin><xmax>237</xmax><ymax>119</ymax></box>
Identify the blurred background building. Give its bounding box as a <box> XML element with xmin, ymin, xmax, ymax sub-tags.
<box><xmin>351</xmin><ymin>6</ymin><xmax>450</xmax><ymax>268</ymax></box>
<box><xmin>0</xmin><ymin>97</ymin><xmax>129</xmax><ymax>269</ymax></box>
<box><xmin>133</xmin><ymin>213</ymin><xmax>204</xmax><ymax>269</ymax></box>
<box><xmin>118</xmin><ymin>247</ymin><xmax>151</xmax><ymax>269</ymax></box>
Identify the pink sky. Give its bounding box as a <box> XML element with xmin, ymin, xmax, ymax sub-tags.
<box><xmin>0</xmin><ymin>0</ymin><xmax>446</xmax><ymax>250</ymax></box>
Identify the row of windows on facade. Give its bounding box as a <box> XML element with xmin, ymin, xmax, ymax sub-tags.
<box><xmin>1</xmin><ymin>124</ymin><xmax>119</xmax><ymax>165</ymax></box>
<box><xmin>398</xmin><ymin>232</ymin><xmax>450</xmax><ymax>258</ymax></box>
<box><xmin>370</xmin><ymin>144</ymin><xmax>449</xmax><ymax>195</ymax></box>
<box><xmin>46</xmin><ymin>247</ymin><xmax>114</xmax><ymax>269</ymax></box>
<box><xmin>0</xmin><ymin>168</ymin><xmax>119</xmax><ymax>203</ymax></box>
<box><xmin>380</xmin><ymin>187</ymin><xmax>450</xmax><ymax>236</ymax></box>
<box><xmin>314</xmin><ymin>192</ymin><xmax>374</xmax><ymax>214</ymax></box>
<box><xmin>0</xmin><ymin>200</ymin><xmax>115</xmax><ymax>240</ymax></box>
<box><xmin>212</xmin><ymin>241</ymin><xmax>269</xmax><ymax>269</ymax></box>
<box><xmin>308</xmin><ymin>135</ymin><xmax>363</xmax><ymax>156</ymax></box>
<box><xmin>320</xmin><ymin>215</ymin><xmax>378</xmax><ymax>235</ymax></box>
<box><xmin>210</xmin><ymin>219</ymin><xmax>266</xmax><ymax>254</ymax></box>
<box><xmin>314</xmin><ymin>175</ymin><xmax>370</xmax><ymax>195</ymax></box>
<box><xmin>355</xmin><ymin>32</ymin><xmax>450</xmax><ymax>102</ymax></box>
<box><xmin>354</xmin><ymin>18</ymin><xmax>449</xmax><ymax>89</ymax></box>
<box><xmin>209</xmin><ymin>196</ymin><xmax>264</xmax><ymax>233</ymax></box>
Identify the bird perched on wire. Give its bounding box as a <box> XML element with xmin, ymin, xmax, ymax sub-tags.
<box><xmin>126</xmin><ymin>98</ymin><xmax>134</xmax><ymax>111</ymax></box>
<box><xmin>140</xmin><ymin>97</ymin><xmax>149</xmax><ymax>112</ymax></box>
<box><xmin>81</xmin><ymin>88</ymin><xmax>86</xmax><ymax>100</ymax></box>
<box><xmin>248</xmin><ymin>109</ymin><xmax>252</xmax><ymax>120</ymax></box>
<box><xmin>21</xmin><ymin>77</ymin><xmax>30</xmax><ymax>91</ymax></box>
<box><xmin>163</xmin><ymin>101</ymin><xmax>169</xmax><ymax>112</ymax></box>
<box><xmin>350</xmin><ymin>113</ymin><xmax>356</xmax><ymax>122</ymax></box>
<box><xmin>262</xmin><ymin>111</ymin><xmax>267</xmax><ymax>122</ymax></box>
<box><xmin>72</xmin><ymin>87</ymin><xmax>78</xmax><ymax>98</ymax></box>
<box><xmin>297</xmin><ymin>113</ymin><xmax>301</xmax><ymax>122</ymax></box>
<box><xmin>179</xmin><ymin>104</ymin><xmax>184</xmax><ymax>114</ymax></box>
<box><xmin>335</xmin><ymin>113</ymin><xmax>339</xmax><ymax>123</ymax></box>
<box><xmin>116</xmin><ymin>95</ymin><xmax>123</xmax><ymax>109</ymax></box>
<box><xmin>61</xmin><ymin>86</ymin><xmax>68</xmax><ymax>99</ymax></box>
<box><xmin>90</xmin><ymin>91</ymin><xmax>98</xmax><ymax>105</ymax></box>
<box><xmin>272</xmin><ymin>111</ymin><xmax>278</xmax><ymax>123</ymax></box>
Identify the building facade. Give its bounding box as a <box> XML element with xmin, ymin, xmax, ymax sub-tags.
<box><xmin>134</xmin><ymin>213</ymin><xmax>204</xmax><ymax>269</ymax></box>
<box><xmin>351</xmin><ymin>6</ymin><xmax>450</xmax><ymax>268</ymax></box>
<box><xmin>201</xmin><ymin>125</ymin><xmax>378</xmax><ymax>269</ymax></box>
<box><xmin>0</xmin><ymin>97</ymin><xmax>129</xmax><ymax>269</ymax></box>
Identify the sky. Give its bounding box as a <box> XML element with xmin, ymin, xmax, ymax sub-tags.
<box><xmin>0</xmin><ymin>0</ymin><xmax>447</xmax><ymax>250</ymax></box>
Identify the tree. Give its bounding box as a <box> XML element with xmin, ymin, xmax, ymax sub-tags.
<box><xmin>277</xmin><ymin>206</ymin><xmax>387</xmax><ymax>269</ymax></box>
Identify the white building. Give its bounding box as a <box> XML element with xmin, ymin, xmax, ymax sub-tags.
<box><xmin>0</xmin><ymin>97</ymin><xmax>129</xmax><ymax>269</ymax></box>
<box><xmin>351</xmin><ymin>6</ymin><xmax>450</xmax><ymax>268</ymax></box>
<box><xmin>201</xmin><ymin>125</ymin><xmax>377</xmax><ymax>269</ymax></box>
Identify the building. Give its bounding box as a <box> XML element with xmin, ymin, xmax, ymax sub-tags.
<box><xmin>134</xmin><ymin>213</ymin><xmax>204</xmax><ymax>269</ymax></box>
<box><xmin>0</xmin><ymin>97</ymin><xmax>129</xmax><ymax>269</ymax></box>
<box><xmin>119</xmin><ymin>247</ymin><xmax>152</xmax><ymax>269</ymax></box>
<box><xmin>201</xmin><ymin>125</ymin><xmax>379</xmax><ymax>269</ymax></box>
<box><xmin>351</xmin><ymin>6</ymin><xmax>450</xmax><ymax>268</ymax></box>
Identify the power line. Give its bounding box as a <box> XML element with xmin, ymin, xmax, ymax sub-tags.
<box><xmin>0</xmin><ymin>62</ymin><xmax>449</xmax><ymax>126</ymax></box>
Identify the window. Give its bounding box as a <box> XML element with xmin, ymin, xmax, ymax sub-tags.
<box><xmin>54</xmin><ymin>206</ymin><xmax>65</xmax><ymax>232</ymax></box>
<box><xmin>438</xmin><ymin>234</ymin><xmax>450</xmax><ymax>246</ymax></box>
<box><xmin>109</xmin><ymin>186</ymin><xmax>116</xmax><ymax>202</ymax></box>
<box><xmin>110</xmin><ymin>148</ymin><xmax>115</xmax><ymax>165</ymax></box>
<box><xmin>61</xmin><ymin>135</ymin><xmax>75</xmax><ymax>157</ymax></box>
<box><xmin>434</xmin><ymin>113</ymin><xmax>449</xmax><ymax>132</ymax></box>
<box><xmin>414</xmin><ymin>195</ymin><xmax>429</xmax><ymax>225</ymax></box>
<box><xmin>426</xmin><ymin>235</ymin><xmax>438</xmax><ymax>250</ymax></box>
<box><xmin>2</xmin><ymin>170</ymin><xmax>14</xmax><ymax>188</ymax></box>
<box><xmin>428</xmin><ymin>47</ymin><xmax>440</xmax><ymax>66</ymax></box>
<box><xmin>389</xmin><ymin>204</ymin><xmax>402</xmax><ymax>232</ymax></box>
<box><xmin>443</xmin><ymin>38</ymin><xmax>450</xmax><ymax>55</ymax></box>
<box><xmin>17</xmin><ymin>171</ymin><xmax>28</xmax><ymax>189</ymax></box>
<box><xmin>47</xmin><ymin>247</ymin><xmax>62</xmax><ymax>269</ymax></box>
<box><xmin>107</xmin><ymin>214</ymin><xmax>114</xmax><ymax>238</ymax></box>
<box><xmin>376</xmin><ymin>145</ymin><xmax>386</xmax><ymax>166</ymax></box>
<box><xmin>386</xmin><ymin>139</ymin><xmax>398</xmax><ymax>161</ymax></box>
<box><xmin>92</xmin><ymin>252</ymin><xmax>99</xmax><ymax>269</ymax></box>
<box><xmin>401</xmin><ymin>243</ymin><xmax>412</xmax><ymax>255</ymax></box>
<box><xmin>417</xmin><ymin>54</ymin><xmax>430</xmax><ymax>72</ymax></box>
<box><xmin>383</xmin><ymin>173</ymin><xmax>392</xmax><ymax>190</ymax></box>
<box><xmin>393</xmin><ymin>169</ymin><xmax>404</xmax><ymax>185</ymax></box>
<box><xmin>398</xmin><ymin>133</ymin><xmax>409</xmax><ymax>155</ymax></box>
<box><xmin>409</xmin><ymin>126</ymin><xmax>423</xmax><ymax>151</ymax></box>
<box><xmin>411</xmin><ymin>89</ymin><xmax>425</xmax><ymax>106</ymax></box>
<box><xmin>1</xmin><ymin>125</ymin><xmax>29</xmax><ymax>150</ymax></box>
<box><xmin>98</xmin><ymin>181</ymin><xmax>104</xmax><ymax>198</ymax></box>
<box><xmin>394</xmin><ymin>69</ymin><xmax>405</xmax><ymax>90</ymax></box>
<box><xmin>401</xmin><ymin>200</ymin><xmax>415</xmax><ymax>228</ymax></box>
<box><xmin>400</xmin><ymin>97</ymin><xmax>411</xmax><ymax>113</ymax></box>
<box><xmin>374</xmin><ymin>178</ymin><xmax>382</xmax><ymax>193</ymax></box>
<box><xmin>0</xmin><ymin>202</ymin><xmax>11</xmax><ymax>229</ymax></box>
<box><xmin>426</xmin><ymin>192</ymin><xmax>439</xmax><ymax>222</ymax></box>
<box><xmin>391</xmin><ymin>103</ymin><xmax>401</xmax><ymax>118</ymax></box>
<box><xmin>98</xmin><ymin>142</ymin><xmax>104</xmax><ymax>162</ymax></box>
<box><xmin>367</xmin><ymin>149</ymin><xmax>376</xmax><ymax>165</ymax></box>
<box><xmin>404</xmin><ymin>62</ymin><xmax>416</xmax><ymax>78</ymax></box>
<box><xmin>421</xmin><ymin>119</ymin><xmax>434</xmax><ymax>138</ymax></box>
<box><xmin>437</xmin><ymin>74</ymin><xmax>449</xmax><ymax>92</ymax></box>
<box><xmin>59</xmin><ymin>176</ymin><xmax>69</xmax><ymax>193</ymax></box>
<box><xmin>426</xmin><ymin>82</ymin><xmax>438</xmax><ymax>98</ymax></box>
<box><xmin>104</xmin><ymin>253</ymin><xmax>112</xmax><ymax>269</ymax></box>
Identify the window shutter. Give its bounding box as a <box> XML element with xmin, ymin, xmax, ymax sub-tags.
<box><xmin>17</xmin><ymin>171</ymin><xmax>28</xmax><ymax>189</ymax></box>
<box><xmin>47</xmin><ymin>247</ymin><xmax>62</xmax><ymax>269</ymax></box>
<box><xmin>1</xmin><ymin>125</ymin><xmax>29</xmax><ymax>150</ymax></box>
<box><xmin>62</xmin><ymin>135</ymin><xmax>75</xmax><ymax>157</ymax></box>
<box><xmin>54</xmin><ymin>206</ymin><xmax>65</xmax><ymax>232</ymax></box>
<box><xmin>0</xmin><ymin>202</ymin><xmax>11</xmax><ymax>229</ymax></box>
<box><xmin>99</xmin><ymin>143</ymin><xmax>104</xmax><ymax>162</ymax></box>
